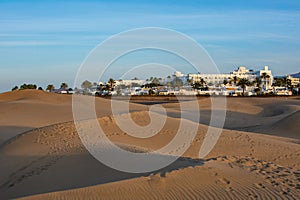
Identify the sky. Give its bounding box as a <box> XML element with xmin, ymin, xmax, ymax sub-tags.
<box><xmin>0</xmin><ymin>0</ymin><xmax>300</xmax><ymax>92</ymax></box>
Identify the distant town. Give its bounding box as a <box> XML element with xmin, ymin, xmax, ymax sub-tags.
<box><xmin>12</xmin><ymin>66</ymin><xmax>300</xmax><ymax>96</ymax></box>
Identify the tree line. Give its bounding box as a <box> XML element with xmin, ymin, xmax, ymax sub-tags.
<box><xmin>12</xmin><ymin>82</ymin><xmax>70</xmax><ymax>92</ymax></box>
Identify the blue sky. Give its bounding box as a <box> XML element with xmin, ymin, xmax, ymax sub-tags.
<box><xmin>0</xmin><ymin>0</ymin><xmax>300</xmax><ymax>91</ymax></box>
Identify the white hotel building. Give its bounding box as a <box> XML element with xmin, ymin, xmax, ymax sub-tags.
<box><xmin>187</xmin><ymin>66</ymin><xmax>273</xmax><ymax>90</ymax></box>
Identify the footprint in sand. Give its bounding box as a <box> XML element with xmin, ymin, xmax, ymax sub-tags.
<box><xmin>219</xmin><ymin>178</ymin><xmax>231</xmax><ymax>185</ymax></box>
<box><xmin>254</xmin><ymin>183</ymin><xmax>265</xmax><ymax>189</ymax></box>
<box><xmin>216</xmin><ymin>178</ymin><xmax>233</xmax><ymax>192</ymax></box>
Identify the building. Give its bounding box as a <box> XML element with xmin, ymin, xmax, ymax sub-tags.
<box><xmin>188</xmin><ymin>72</ymin><xmax>228</xmax><ymax>86</ymax></box>
<box><xmin>287</xmin><ymin>72</ymin><xmax>300</xmax><ymax>86</ymax></box>
<box><xmin>173</xmin><ymin>71</ymin><xmax>185</xmax><ymax>78</ymax></box>
<box><xmin>231</xmin><ymin>66</ymin><xmax>257</xmax><ymax>82</ymax></box>
<box><xmin>172</xmin><ymin>71</ymin><xmax>187</xmax><ymax>85</ymax></box>
<box><xmin>114</xmin><ymin>79</ymin><xmax>146</xmax><ymax>87</ymax></box>
<box><xmin>256</xmin><ymin>66</ymin><xmax>273</xmax><ymax>90</ymax></box>
<box><xmin>187</xmin><ymin>66</ymin><xmax>273</xmax><ymax>90</ymax></box>
<box><xmin>188</xmin><ymin>66</ymin><xmax>256</xmax><ymax>86</ymax></box>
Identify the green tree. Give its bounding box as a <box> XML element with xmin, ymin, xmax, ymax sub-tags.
<box><xmin>60</xmin><ymin>83</ymin><xmax>68</xmax><ymax>90</ymax></box>
<box><xmin>166</xmin><ymin>82</ymin><xmax>172</xmax><ymax>87</ymax></box>
<box><xmin>20</xmin><ymin>84</ymin><xmax>26</xmax><ymax>90</ymax></box>
<box><xmin>200</xmin><ymin>78</ymin><xmax>206</xmax><ymax>87</ymax></box>
<box><xmin>46</xmin><ymin>84</ymin><xmax>55</xmax><ymax>92</ymax></box>
<box><xmin>151</xmin><ymin>77</ymin><xmax>160</xmax><ymax>85</ymax></box>
<box><xmin>223</xmin><ymin>79</ymin><xmax>228</xmax><ymax>86</ymax></box>
<box><xmin>253</xmin><ymin>77</ymin><xmax>262</xmax><ymax>94</ymax></box>
<box><xmin>237</xmin><ymin>78</ymin><xmax>251</xmax><ymax>96</ymax></box>
<box><xmin>186</xmin><ymin>78</ymin><xmax>193</xmax><ymax>86</ymax></box>
<box><xmin>107</xmin><ymin>78</ymin><xmax>116</xmax><ymax>91</ymax></box>
<box><xmin>296</xmin><ymin>84</ymin><xmax>300</xmax><ymax>95</ymax></box>
<box><xmin>105</xmin><ymin>84</ymin><xmax>111</xmax><ymax>91</ymax></box>
<box><xmin>254</xmin><ymin>88</ymin><xmax>261</xmax><ymax>95</ymax></box>
<box><xmin>12</xmin><ymin>86</ymin><xmax>18</xmax><ymax>91</ymax></box>
<box><xmin>20</xmin><ymin>84</ymin><xmax>37</xmax><ymax>90</ymax></box>
<box><xmin>38</xmin><ymin>87</ymin><xmax>43</xmax><ymax>91</ymax></box>
<box><xmin>81</xmin><ymin>80</ymin><xmax>92</xmax><ymax>90</ymax></box>
<box><xmin>98</xmin><ymin>82</ymin><xmax>105</xmax><ymax>91</ymax></box>
<box><xmin>286</xmin><ymin>79</ymin><xmax>292</xmax><ymax>89</ymax></box>
<box><xmin>260</xmin><ymin>72</ymin><xmax>270</xmax><ymax>90</ymax></box>
<box><xmin>191</xmin><ymin>78</ymin><xmax>205</xmax><ymax>89</ymax></box>
<box><xmin>171</xmin><ymin>77</ymin><xmax>183</xmax><ymax>87</ymax></box>
<box><xmin>192</xmin><ymin>82</ymin><xmax>202</xmax><ymax>89</ymax></box>
<box><xmin>254</xmin><ymin>77</ymin><xmax>261</xmax><ymax>87</ymax></box>
<box><xmin>131</xmin><ymin>82</ymin><xmax>141</xmax><ymax>87</ymax></box>
<box><xmin>148</xmin><ymin>89</ymin><xmax>156</xmax><ymax>95</ymax></box>
<box><xmin>233</xmin><ymin>76</ymin><xmax>239</xmax><ymax>86</ymax></box>
<box><xmin>273</xmin><ymin>78</ymin><xmax>284</xmax><ymax>87</ymax></box>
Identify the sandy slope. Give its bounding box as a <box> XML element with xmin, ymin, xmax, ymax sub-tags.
<box><xmin>0</xmin><ymin>91</ymin><xmax>299</xmax><ymax>199</ymax></box>
<box><xmin>0</xmin><ymin>90</ymin><xmax>147</xmax><ymax>145</ymax></box>
<box><xmin>164</xmin><ymin>97</ymin><xmax>300</xmax><ymax>139</ymax></box>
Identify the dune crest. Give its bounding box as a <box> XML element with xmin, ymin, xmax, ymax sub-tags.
<box><xmin>0</xmin><ymin>90</ymin><xmax>299</xmax><ymax>199</ymax></box>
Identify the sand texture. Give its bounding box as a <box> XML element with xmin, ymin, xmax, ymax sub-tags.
<box><xmin>0</xmin><ymin>90</ymin><xmax>299</xmax><ymax>199</ymax></box>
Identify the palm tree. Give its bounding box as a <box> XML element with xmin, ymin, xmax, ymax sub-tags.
<box><xmin>260</xmin><ymin>73</ymin><xmax>270</xmax><ymax>90</ymax></box>
<box><xmin>237</xmin><ymin>78</ymin><xmax>251</xmax><ymax>96</ymax></box>
<box><xmin>152</xmin><ymin>77</ymin><xmax>161</xmax><ymax>86</ymax></box>
<box><xmin>273</xmin><ymin>77</ymin><xmax>283</xmax><ymax>87</ymax></box>
<box><xmin>60</xmin><ymin>83</ymin><xmax>68</xmax><ymax>90</ymax></box>
<box><xmin>223</xmin><ymin>79</ymin><xmax>228</xmax><ymax>86</ymax></box>
<box><xmin>227</xmin><ymin>77</ymin><xmax>232</xmax><ymax>85</ymax></box>
<box><xmin>192</xmin><ymin>78</ymin><xmax>206</xmax><ymax>90</ymax></box>
<box><xmin>254</xmin><ymin>88</ymin><xmax>261</xmax><ymax>95</ymax></box>
<box><xmin>107</xmin><ymin>78</ymin><xmax>116</xmax><ymax>91</ymax></box>
<box><xmin>105</xmin><ymin>84</ymin><xmax>111</xmax><ymax>91</ymax></box>
<box><xmin>286</xmin><ymin>79</ymin><xmax>293</xmax><ymax>90</ymax></box>
<box><xmin>192</xmin><ymin>82</ymin><xmax>201</xmax><ymax>89</ymax></box>
<box><xmin>46</xmin><ymin>84</ymin><xmax>55</xmax><ymax>92</ymax></box>
<box><xmin>186</xmin><ymin>78</ymin><xmax>193</xmax><ymax>86</ymax></box>
<box><xmin>254</xmin><ymin>77</ymin><xmax>261</xmax><ymax>88</ymax></box>
<box><xmin>166</xmin><ymin>82</ymin><xmax>172</xmax><ymax>87</ymax></box>
<box><xmin>233</xmin><ymin>76</ymin><xmax>239</xmax><ymax>86</ymax></box>
<box><xmin>200</xmin><ymin>78</ymin><xmax>206</xmax><ymax>87</ymax></box>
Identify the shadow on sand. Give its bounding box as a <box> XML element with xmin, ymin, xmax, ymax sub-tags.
<box><xmin>0</xmin><ymin>126</ymin><xmax>34</xmax><ymax>146</ymax></box>
<box><xmin>0</xmin><ymin>153</ymin><xmax>204</xmax><ymax>199</ymax></box>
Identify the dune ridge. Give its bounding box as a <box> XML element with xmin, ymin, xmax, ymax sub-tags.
<box><xmin>0</xmin><ymin>91</ymin><xmax>299</xmax><ymax>199</ymax></box>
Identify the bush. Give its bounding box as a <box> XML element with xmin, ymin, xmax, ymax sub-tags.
<box><xmin>20</xmin><ymin>84</ymin><xmax>37</xmax><ymax>90</ymax></box>
<box><xmin>12</xmin><ymin>86</ymin><xmax>18</xmax><ymax>91</ymax></box>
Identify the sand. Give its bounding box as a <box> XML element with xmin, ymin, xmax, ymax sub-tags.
<box><xmin>0</xmin><ymin>90</ymin><xmax>299</xmax><ymax>199</ymax></box>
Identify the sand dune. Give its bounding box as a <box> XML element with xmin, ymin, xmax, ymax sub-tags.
<box><xmin>163</xmin><ymin>97</ymin><xmax>300</xmax><ymax>139</ymax></box>
<box><xmin>266</xmin><ymin>110</ymin><xmax>300</xmax><ymax>139</ymax></box>
<box><xmin>0</xmin><ymin>90</ymin><xmax>73</xmax><ymax>145</ymax></box>
<box><xmin>0</xmin><ymin>90</ymin><xmax>147</xmax><ymax>145</ymax></box>
<box><xmin>21</xmin><ymin>157</ymin><xmax>300</xmax><ymax>200</ymax></box>
<box><xmin>1</xmin><ymin>115</ymin><xmax>299</xmax><ymax>199</ymax></box>
<box><xmin>0</xmin><ymin>91</ymin><xmax>299</xmax><ymax>199</ymax></box>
